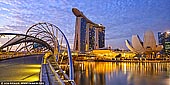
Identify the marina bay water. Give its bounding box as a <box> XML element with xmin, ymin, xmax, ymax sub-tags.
<box><xmin>74</xmin><ymin>61</ymin><xmax>170</xmax><ymax>85</ymax></box>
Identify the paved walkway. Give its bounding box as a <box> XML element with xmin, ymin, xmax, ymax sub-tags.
<box><xmin>0</xmin><ymin>55</ymin><xmax>43</xmax><ymax>81</ymax></box>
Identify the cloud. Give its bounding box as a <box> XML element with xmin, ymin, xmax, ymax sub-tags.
<box><xmin>0</xmin><ymin>0</ymin><xmax>170</xmax><ymax>49</ymax></box>
<box><xmin>0</xmin><ymin>25</ymin><xmax>24</xmax><ymax>33</ymax></box>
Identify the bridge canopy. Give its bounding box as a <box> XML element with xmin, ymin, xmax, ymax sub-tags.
<box><xmin>0</xmin><ymin>33</ymin><xmax>53</xmax><ymax>52</ymax></box>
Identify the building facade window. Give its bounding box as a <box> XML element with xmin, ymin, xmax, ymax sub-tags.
<box><xmin>89</xmin><ymin>27</ymin><xmax>95</xmax><ymax>50</ymax></box>
<box><xmin>80</xmin><ymin>18</ymin><xmax>86</xmax><ymax>53</ymax></box>
<box><xmin>158</xmin><ymin>32</ymin><xmax>170</xmax><ymax>55</ymax></box>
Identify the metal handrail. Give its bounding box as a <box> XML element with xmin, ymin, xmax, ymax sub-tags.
<box><xmin>47</xmin><ymin>60</ymin><xmax>65</xmax><ymax>85</ymax></box>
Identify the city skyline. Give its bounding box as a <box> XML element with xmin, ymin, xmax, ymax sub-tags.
<box><xmin>0</xmin><ymin>0</ymin><xmax>170</xmax><ymax>49</ymax></box>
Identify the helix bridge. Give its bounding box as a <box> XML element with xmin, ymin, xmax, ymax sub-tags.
<box><xmin>0</xmin><ymin>22</ymin><xmax>75</xmax><ymax>85</ymax></box>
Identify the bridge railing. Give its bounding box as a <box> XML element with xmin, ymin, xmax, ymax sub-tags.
<box><xmin>0</xmin><ymin>52</ymin><xmax>44</xmax><ymax>60</ymax></box>
<box><xmin>40</xmin><ymin>56</ymin><xmax>76</xmax><ymax>85</ymax></box>
<box><xmin>40</xmin><ymin>59</ymin><xmax>65</xmax><ymax>85</ymax></box>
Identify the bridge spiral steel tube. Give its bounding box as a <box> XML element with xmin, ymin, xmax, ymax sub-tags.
<box><xmin>26</xmin><ymin>22</ymin><xmax>74</xmax><ymax>81</ymax></box>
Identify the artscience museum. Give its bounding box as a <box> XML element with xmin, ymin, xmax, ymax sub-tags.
<box><xmin>125</xmin><ymin>30</ymin><xmax>163</xmax><ymax>58</ymax></box>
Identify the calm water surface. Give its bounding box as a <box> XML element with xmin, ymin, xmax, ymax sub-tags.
<box><xmin>74</xmin><ymin>61</ymin><xmax>170</xmax><ymax>85</ymax></box>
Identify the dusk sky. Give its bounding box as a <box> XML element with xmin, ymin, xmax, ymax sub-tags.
<box><xmin>0</xmin><ymin>0</ymin><xmax>170</xmax><ymax>49</ymax></box>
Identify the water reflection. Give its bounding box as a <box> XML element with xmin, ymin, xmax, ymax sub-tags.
<box><xmin>74</xmin><ymin>61</ymin><xmax>170</xmax><ymax>85</ymax></box>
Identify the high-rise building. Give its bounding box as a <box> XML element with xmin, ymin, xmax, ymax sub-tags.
<box><xmin>98</xmin><ymin>26</ymin><xmax>105</xmax><ymax>48</ymax></box>
<box><xmin>86</xmin><ymin>23</ymin><xmax>95</xmax><ymax>51</ymax></box>
<box><xmin>72</xmin><ymin>8</ymin><xmax>105</xmax><ymax>53</ymax></box>
<box><xmin>158</xmin><ymin>32</ymin><xmax>170</xmax><ymax>55</ymax></box>
<box><xmin>158</xmin><ymin>32</ymin><xmax>163</xmax><ymax>45</ymax></box>
<box><xmin>73</xmin><ymin>17</ymin><xmax>87</xmax><ymax>53</ymax></box>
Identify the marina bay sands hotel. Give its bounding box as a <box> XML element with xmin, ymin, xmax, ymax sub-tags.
<box><xmin>72</xmin><ymin>8</ymin><xmax>105</xmax><ymax>53</ymax></box>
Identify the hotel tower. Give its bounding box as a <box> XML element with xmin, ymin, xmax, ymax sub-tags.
<box><xmin>72</xmin><ymin>8</ymin><xmax>105</xmax><ymax>53</ymax></box>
